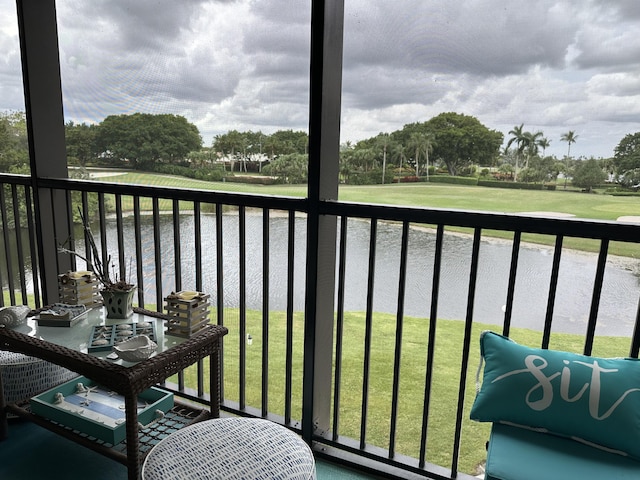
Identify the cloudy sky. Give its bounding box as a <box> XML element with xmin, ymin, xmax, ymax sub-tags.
<box><xmin>2</xmin><ymin>0</ymin><xmax>640</xmax><ymax>159</ymax></box>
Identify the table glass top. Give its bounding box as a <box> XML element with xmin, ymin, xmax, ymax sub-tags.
<box><xmin>11</xmin><ymin>307</ymin><xmax>185</xmax><ymax>365</ymax></box>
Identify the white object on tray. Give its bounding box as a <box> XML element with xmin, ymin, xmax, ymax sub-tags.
<box><xmin>113</xmin><ymin>335</ymin><xmax>157</xmax><ymax>361</ymax></box>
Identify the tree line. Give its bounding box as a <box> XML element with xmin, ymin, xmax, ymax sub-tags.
<box><xmin>2</xmin><ymin>110</ymin><xmax>640</xmax><ymax>190</ymax></box>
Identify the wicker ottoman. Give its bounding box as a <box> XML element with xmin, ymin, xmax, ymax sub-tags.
<box><xmin>142</xmin><ymin>417</ymin><xmax>316</xmax><ymax>480</ymax></box>
<box><xmin>0</xmin><ymin>351</ymin><xmax>77</xmax><ymax>404</ymax></box>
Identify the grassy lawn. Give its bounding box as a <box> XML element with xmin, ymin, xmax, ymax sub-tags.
<box><xmin>176</xmin><ymin>308</ymin><xmax>632</xmax><ymax>476</ymax></box>
<box><xmin>102</xmin><ymin>172</ymin><xmax>640</xmax><ymax>258</ymax></box>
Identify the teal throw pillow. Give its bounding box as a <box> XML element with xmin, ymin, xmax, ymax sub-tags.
<box><xmin>470</xmin><ymin>331</ymin><xmax>640</xmax><ymax>458</ymax></box>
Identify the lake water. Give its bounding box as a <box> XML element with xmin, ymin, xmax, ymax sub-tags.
<box><xmin>9</xmin><ymin>213</ymin><xmax>638</xmax><ymax>337</ymax></box>
<box><xmin>95</xmin><ymin>213</ymin><xmax>640</xmax><ymax>337</ymax></box>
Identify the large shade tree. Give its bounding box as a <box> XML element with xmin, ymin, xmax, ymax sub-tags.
<box><xmin>572</xmin><ymin>158</ymin><xmax>606</xmax><ymax>192</ymax></box>
<box><xmin>94</xmin><ymin>113</ymin><xmax>202</xmax><ymax>170</ymax></box>
<box><xmin>613</xmin><ymin>132</ymin><xmax>640</xmax><ymax>175</ymax></box>
<box><xmin>65</xmin><ymin>121</ymin><xmax>98</xmax><ymax>167</ymax></box>
<box><xmin>425</xmin><ymin>112</ymin><xmax>503</xmax><ymax>176</ymax></box>
<box><xmin>0</xmin><ymin>111</ymin><xmax>29</xmax><ymax>172</ymax></box>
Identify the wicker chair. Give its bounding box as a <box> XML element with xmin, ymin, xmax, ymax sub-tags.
<box><xmin>1</xmin><ymin>351</ymin><xmax>77</xmax><ymax>405</ymax></box>
<box><xmin>0</xmin><ymin>306</ymin><xmax>78</xmax><ymax>407</ymax></box>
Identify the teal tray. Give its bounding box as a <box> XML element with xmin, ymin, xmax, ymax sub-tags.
<box><xmin>30</xmin><ymin>375</ymin><xmax>173</xmax><ymax>445</ymax></box>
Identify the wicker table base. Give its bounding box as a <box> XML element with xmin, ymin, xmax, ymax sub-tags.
<box><xmin>6</xmin><ymin>399</ymin><xmax>210</xmax><ymax>463</ymax></box>
<box><xmin>142</xmin><ymin>417</ymin><xmax>316</xmax><ymax>480</ymax></box>
<box><xmin>0</xmin><ymin>307</ymin><xmax>227</xmax><ymax>480</ymax></box>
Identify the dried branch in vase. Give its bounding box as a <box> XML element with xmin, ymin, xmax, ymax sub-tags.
<box><xmin>58</xmin><ymin>209</ymin><xmax>135</xmax><ymax>292</ymax></box>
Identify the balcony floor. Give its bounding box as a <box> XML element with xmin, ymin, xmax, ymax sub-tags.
<box><xmin>0</xmin><ymin>419</ymin><xmax>379</xmax><ymax>480</ymax></box>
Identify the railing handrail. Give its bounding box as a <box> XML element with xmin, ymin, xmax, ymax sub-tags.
<box><xmin>24</xmin><ymin>175</ymin><xmax>640</xmax><ymax>244</ymax></box>
<box><xmin>322</xmin><ymin>199</ymin><xmax>640</xmax><ymax>242</ymax></box>
<box><xmin>34</xmin><ymin>176</ymin><xmax>309</xmax><ymax>212</ymax></box>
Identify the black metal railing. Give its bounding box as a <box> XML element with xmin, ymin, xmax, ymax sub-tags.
<box><xmin>1</xmin><ymin>173</ymin><xmax>639</xmax><ymax>480</ymax></box>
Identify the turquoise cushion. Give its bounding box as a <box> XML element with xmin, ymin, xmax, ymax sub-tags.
<box><xmin>485</xmin><ymin>423</ymin><xmax>640</xmax><ymax>480</ymax></box>
<box><xmin>470</xmin><ymin>331</ymin><xmax>640</xmax><ymax>459</ymax></box>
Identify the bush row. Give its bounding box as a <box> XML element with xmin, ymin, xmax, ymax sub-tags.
<box><xmin>477</xmin><ymin>180</ymin><xmax>548</xmax><ymax>190</ymax></box>
<box><xmin>427</xmin><ymin>175</ymin><xmax>478</xmax><ymax>185</ymax></box>
<box><xmin>152</xmin><ymin>163</ymin><xmax>225</xmax><ymax>182</ymax></box>
<box><xmin>609</xmin><ymin>191</ymin><xmax>640</xmax><ymax>196</ymax></box>
<box><xmin>223</xmin><ymin>175</ymin><xmax>280</xmax><ymax>185</ymax></box>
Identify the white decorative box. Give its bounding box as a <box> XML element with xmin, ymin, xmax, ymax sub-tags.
<box><xmin>58</xmin><ymin>271</ymin><xmax>102</xmax><ymax>308</ymax></box>
<box><xmin>30</xmin><ymin>376</ymin><xmax>174</xmax><ymax>445</ymax></box>
<box><xmin>164</xmin><ymin>291</ymin><xmax>211</xmax><ymax>338</ymax></box>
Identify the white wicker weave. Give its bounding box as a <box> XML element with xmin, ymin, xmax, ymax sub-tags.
<box><xmin>0</xmin><ymin>351</ymin><xmax>78</xmax><ymax>404</ymax></box>
<box><xmin>141</xmin><ymin>417</ymin><xmax>316</xmax><ymax>480</ymax></box>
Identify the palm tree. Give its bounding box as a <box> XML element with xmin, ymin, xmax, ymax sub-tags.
<box><xmin>376</xmin><ymin>133</ymin><xmax>391</xmax><ymax>184</ymax></box>
<box><xmin>538</xmin><ymin>137</ymin><xmax>551</xmax><ymax>157</ymax></box>
<box><xmin>506</xmin><ymin>124</ymin><xmax>526</xmax><ymax>181</ymax></box>
<box><xmin>408</xmin><ymin>132</ymin><xmax>435</xmax><ymax>177</ymax></box>
<box><xmin>391</xmin><ymin>144</ymin><xmax>406</xmax><ymax>182</ymax></box>
<box><xmin>522</xmin><ymin>130</ymin><xmax>543</xmax><ymax>169</ymax></box>
<box><xmin>408</xmin><ymin>133</ymin><xmax>422</xmax><ymax>177</ymax></box>
<box><xmin>561</xmin><ymin>130</ymin><xmax>578</xmax><ymax>189</ymax></box>
<box><xmin>423</xmin><ymin>132</ymin><xmax>435</xmax><ymax>181</ymax></box>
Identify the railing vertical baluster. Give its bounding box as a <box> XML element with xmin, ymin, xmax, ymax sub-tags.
<box><xmin>215</xmin><ymin>202</ymin><xmax>224</xmax><ymax>401</ymax></box>
<box><xmin>389</xmin><ymin>221</ymin><xmax>409</xmax><ymax>459</ymax></box>
<box><xmin>542</xmin><ymin>236</ymin><xmax>564</xmax><ymax>349</ymax></box>
<box><xmin>584</xmin><ymin>239</ymin><xmax>609</xmax><ymax>356</ymax></box>
<box><xmin>24</xmin><ymin>186</ymin><xmax>41</xmax><ymax>307</ymax></box>
<box><xmin>80</xmin><ymin>191</ymin><xmax>91</xmax><ymax>268</ymax></box>
<box><xmin>451</xmin><ymin>227</ymin><xmax>482</xmax><ymax>476</ymax></box>
<box><xmin>0</xmin><ymin>187</ymin><xmax>16</xmax><ymax>305</ymax></box>
<box><xmin>63</xmin><ymin>190</ymin><xmax>74</xmax><ymax>273</ymax></box>
<box><xmin>172</xmin><ymin>197</ymin><xmax>185</xmax><ymax>393</ymax></box>
<box><xmin>239</xmin><ymin>206</ymin><xmax>247</xmax><ymax>410</ymax></box>
<box><xmin>172</xmin><ymin>199</ymin><xmax>182</xmax><ymax>292</ymax></box>
<box><xmin>11</xmin><ymin>185</ymin><xmax>28</xmax><ymax>303</ymax></box>
<box><xmin>262</xmin><ymin>209</ymin><xmax>270</xmax><ymax>417</ymax></box>
<box><xmin>115</xmin><ymin>194</ymin><xmax>126</xmax><ymax>281</ymax></box>
<box><xmin>194</xmin><ymin>202</ymin><xmax>202</xmax><ymax>292</ymax></box>
<box><xmin>332</xmin><ymin>215</ymin><xmax>348</xmax><ymax>440</ymax></box>
<box><xmin>81</xmin><ymin>191</ymin><xmax>99</xmax><ymax>278</ymax></box>
<box><xmin>503</xmin><ymin>231</ymin><xmax>521</xmax><ymax>337</ymax></box>
<box><xmin>98</xmin><ymin>193</ymin><xmax>109</xmax><ymax>284</ymax></box>
<box><xmin>630</xmin><ymin>296</ymin><xmax>640</xmax><ymax>359</ymax></box>
<box><xmin>285</xmin><ymin>210</ymin><xmax>296</xmax><ymax>425</ymax></box>
<box><xmin>133</xmin><ymin>197</ymin><xmax>144</xmax><ymax>306</ymax></box>
<box><xmin>419</xmin><ymin>224</ymin><xmax>444</xmax><ymax>468</ymax></box>
<box><xmin>80</xmin><ymin>191</ymin><xmax>89</xmax><ymax>219</ymax></box>
<box><xmin>194</xmin><ymin>201</ymin><xmax>204</xmax><ymax>399</ymax></box>
<box><xmin>360</xmin><ymin>218</ymin><xmax>377</xmax><ymax>449</ymax></box>
<box><xmin>152</xmin><ymin>197</ymin><xmax>162</xmax><ymax>311</ymax></box>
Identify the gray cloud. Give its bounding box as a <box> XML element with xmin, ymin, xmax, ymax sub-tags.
<box><xmin>343</xmin><ymin>1</ymin><xmax>576</xmax><ymax>76</ymax></box>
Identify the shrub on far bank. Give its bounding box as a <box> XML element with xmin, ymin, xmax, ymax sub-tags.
<box><xmin>428</xmin><ymin>175</ymin><xmax>479</xmax><ymax>186</ymax></box>
<box><xmin>223</xmin><ymin>175</ymin><xmax>280</xmax><ymax>185</ymax></box>
<box><xmin>477</xmin><ymin>180</ymin><xmax>544</xmax><ymax>190</ymax></box>
<box><xmin>151</xmin><ymin>163</ymin><xmax>225</xmax><ymax>181</ymax></box>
